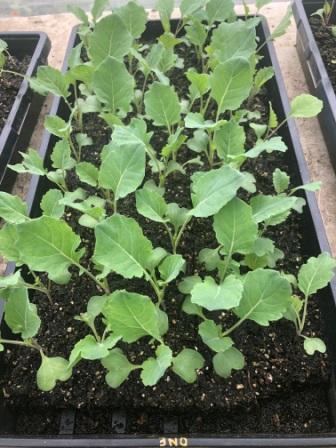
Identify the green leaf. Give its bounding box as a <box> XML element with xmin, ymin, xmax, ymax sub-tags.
<box><xmin>158</xmin><ymin>254</ymin><xmax>185</xmax><ymax>283</ymax></box>
<box><xmin>270</xmin><ymin>5</ymin><xmax>292</xmax><ymax>40</ymax></box>
<box><xmin>9</xmin><ymin>148</ymin><xmax>46</xmax><ymax>176</ymax></box>
<box><xmin>40</xmin><ymin>189</ymin><xmax>64</xmax><ymax>218</ymax></box>
<box><xmin>283</xmin><ymin>295</ymin><xmax>302</xmax><ymax>324</ymax></box>
<box><xmin>94</xmin><ymin>214</ymin><xmax>152</xmax><ymax>279</ymax></box>
<box><xmin>251</xmin><ymin>195</ymin><xmax>298</xmax><ymax>223</ymax></box>
<box><xmin>141</xmin><ymin>345</ymin><xmax>173</xmax><ymax>386</ymax></box>
<box><xmin>91</xmin><ymin>0</ymin><xmax>109</xmax><ymax>22</ymax></box>
<box><xmin>273</xmin><ymin>168</ymin><xmax>290</xmax><ymax>194</ymax></box>
<box><xmin>244</xmin><ymin>137</ymin><xmax>287</xmax><ymax>158</ymax></box>
<box><xmin>185</xmin><ymin>19</ymin><xmax>207</xmax><ymax>48</ymax></box>
<box><xmin>191</xmin><ymin>275</ymin><xmax>243</xmax><ymax>311</ymax></box>
<box><xmin>235</xmin><ymin>269</ymin><xmax>292</xmax><ymax>326</ymax></box>
<box><xmin>136</xmin><ymin>186</ymin><xmax>168</xmax><ymax>223</ymax></box>
<box><xmin>182</xmin><ymin>296</ymin><xmax>205</xmax><ymax>318</ymax></box>
<box><xmin>198</xmin><ymin>248</ymin><xmax>223</xmax><ymax>272</ymax></box>
<box><xmin>69</xmin><ymin>334</ymin><xmax>120</xmax><ymax>363</ymax></box>
<box><xmin>146</xmin><ymin>247</ymin><xmax>168</xmax><ymax>272</ymax></box>
<box><xmin>213</xmin><ymin>347</ymin><xmax>245</xmax><ymax>378</ymax></box>
<box><xmin>98</xmin><ymin>142</ymin><xmax>145</xmax><ymax>201</ymax></box>
<box><xmin>29</xmin><ymin>66</ymin><xmax>70</xmax><ymax>98</ymax></box>
<box><xmin>89</xmin><ymin>14</ymin><xmax>132</xmax><ymax>64</ymax></box>
<box><xmin>206</xmin><ymin>0</ymin><xmax>235</xmax><ymax>25</ymax></box>
<box><xmin>144</xmin><ymin>82</ymin><xmax>181</xmax><ymax>128</ymax></box>
<box><xmin>44</xmin><ymin>116</ymin><xmax>70</xmax><ymax>139</ymax></box>
<box><xmin>0</xmin><ymin>343</ymin><xmax>4</xmax><ymax>352</ymax></box>
<box><xmin>113</xmin><ymin>118</ymin><xmax>152</xmax><ymax>149</ymax></box>
<box><xmin>102</xmin><ymin>348</ymin><xmax>138</xmax><ymax>388</ymax></box>
<box><xmin>0</xmin><ymin>224</ymin><xmax>21</xmax><ymax>262</ymax></box>
<box><xmin>186</xmin><ymin>70</ymin><xmax>210</xmax><ymax>100</ymax></box>
<box><xmin>116</xmin><ymin>1</ymin><xmax>147</xmax><ymax>38</ymax></box>
<box><xmin>210</xmin><ymin>58</ymin><xmax>253</xmax><ymax>113</ymax></box>
<box><xmin>190</xmin><ymin>165</ymin><xmax>245</xmax><ymax>217</ymax></box>
<box><xmin>303</xmin><ymin>337</ymin><xmax>326</xmax><ymax>356</ymax></box>
<box><xmin>268</xmin><ymin>102</ymin><xmax>278</xmax><ymax>129</ymax></box>
<box><xmin>155</xmin><ymin>0</ymin><xmax>174</xmax><ymax>32</ymax></box>
<box><xmin>180</xmin><ymin>0</ymin><xmax>206</xmax><ymax>17</ymax></box>
<box><xmin>103</xmin><ymin>290</ymin><xmax>162</xmax><ymax>342</ymax></box>
<box><xmin>214</xmin><ymin>198</ymin><xmax>258</xmax><ymax>255</ymax></box>
<box><xmin>16</xmin><ymin>216</ymin><xmax>84</xmax><ymax>284</ymax></box>
<box><xmin>51</xmin><ymin>140</ymin><xmax>75</xmax><ymax>170</ymax></box>
<box><xmin>254</xmin><ymin>67</ymin><xmax>274</xmax><ymax>91</ymax></box>
<box><xmin>0</xmin><ymin>192</ymin><xmax>28</xmax><ymax>224</ymax></box>
<box><xmin>199</xmin><ymin>320</ymin><xmax>233</xmax><ymax>353</ymax></box>
<box><xmin>291</xmin><ymin>181</ymin><xmax>322</xmax><ymax>193</ymax></box>
<box><xmin>93</xmin><ymin>56</ymin><xmax>134</xmax><ymax>114</ymax></box>
<box><xmin>211</xmin><ymin>21</ymin><xmax>257</xmax><ymax>63</ymax></box>
<box><xmin>298</xmin><ymin>253</ymin><xmax>336</xmax><ymax>297</ymax></box>
<box><xmin>4</xmin><ymin>288</ymin><xmax>41</xmax><ymax>339</ymax></box>
<box><xmin>37</xmin><ymin>355</ymin><xmax>72</xmax><ymax>392</ymax></box>
<box><xmin>68</xmin><ymin>5</ymin><xmax>89</xmax><ymax>25</ymax></box>
<box><xmin>76</xmin><ymin>162</ymin><xmax>99</xmax><ymax>187</ymax></box>
<box><xmin>187</xmin><ymin>129</ymin><xmax>208</xmax><ymax>153</ymax></box>
<box><xmin>172</xmin><ymin>348</ymin><xmax>205</xmax><ymax>383</ymax></box>
<box><xmin>290</xmin><ymin>94</ymin><xmax>323</xmax><ymax>118</ymax></box>
<box><xmin>178</xmin><ymin>275</ymin><xmax>202</xmax><ymax>294</ymax></box>
<box><xmin>166</xmin><ymin>202</ymin><xmax>189</xmax><ymax>231</ymax></box>
<box><xmin>214</xmin><ymin>120</ymin><xmax>245</xmax><ymax>162</ymax></box>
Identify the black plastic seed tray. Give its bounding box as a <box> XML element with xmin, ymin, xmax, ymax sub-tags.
<box><xmin>293</xmin><ymin>0</ymin><xmax>336</xmax><ymax>169</ymax></box>
<box><xmin>0</xmin><ymin>32</ymin><xmax>50</xmax><ymax>192</ymax></box>
<box><xmin>1</xmin><ymin>17</ymin><xmax>336</xmax><ymax>447</ymax></box>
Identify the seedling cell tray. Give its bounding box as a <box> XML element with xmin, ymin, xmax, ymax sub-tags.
<box><xmin>0</xmin><ymin>32</ymin><xmax>50</xmax><ymax>192</ymax></box>
<box><xmin>293</xmin><ymin>0</ymin><xmax>336</xmax><ymax>169</ymax></box>
<box><xmin>1</xmin><ymin>17</ymin><xmax>336</xmax><ymax>447</ymax></box>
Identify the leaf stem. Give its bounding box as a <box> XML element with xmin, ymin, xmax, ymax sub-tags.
<box><xmin>74</xmin><ymin>262</ymin><xmax>110</xmax><ymax>294</ymax></box>
<box><xmin>162</xmin><ymin>222</ymin><xmax>175</xmax><ymax>252</ymax></box>
<box><xmin>0</xmin><ymin>338</ymin><xmax>41</xmax><ymax>352</ymax></box>
<box><xmin>266</xmin><ymin>117</ymin><xmax>288</xmax><ymax>139</ymax></box>
<box><xmin>298</xmin><ymin>294</ymin><xmax>309</xmax><ymax>334</ymax></box>
<box><xmin>173</xmin><ymin>216</ymin><xmax>192</xmax><ymax>253</ymax></box>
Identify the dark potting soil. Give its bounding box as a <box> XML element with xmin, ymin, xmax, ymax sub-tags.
<box><xmin>0</xmin><ymin>55</ymin><xmax>30</xmax><ymax>133</ymax></box>
<box><xmin>309</xmin><ymin>16</ymin><xmax>336</xmax><ymax>92</ymax></box>
<box><xmin>0</xmin><ymin>41</ymin><xmax>333</xmax><ymax>436</ymax></box>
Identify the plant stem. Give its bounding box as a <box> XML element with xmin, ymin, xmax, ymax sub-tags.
<box><xmin>1</xmin><ymin>69</ymin><xmax>25</xmax><ymax>78</ymax></box>
<box><xmin>69</xmin><ymin>137</ymin><xmax>80</xmax><ymax>161</ymax></box>
<box><xmin>173</xmin><ymin>217</ymin><xmax>192</xmax><ymax>253</ymax></box>
<box><xmin>163</xmin><ymin>222</ymin><xmax>175</xmax><ymax>252</ymax></box>
<box><xmin>220</xmin><ymin>251</ymin><xmax>232</xmax><ymax>282</ymax></box>
<box><xmin>0</xmin><ymin>338</ymin><xmax>41</xmax><ymax>351</ymax></box>
<box><xmin>266</xmin><ymin>117</ymin><xmax>288</xmax><ymax>139</ymax></box>
<box><xmin>74</xmin><ymin>263</ymin><xmax>109</xmax><ymax>294</ymax></box>
<box><xmin>144</xmin><ymin>270</ymin><xmax>164</xmax><ymax>305</ymax></box>
<box><xmin>298</xmin><ymin>294</ymin><xmax>309</xmax><ymax>334</ymax></box>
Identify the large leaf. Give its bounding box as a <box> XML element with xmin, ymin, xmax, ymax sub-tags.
<box><xmin>199</xmin><ymin>320</ymin><xmax>233</xmax><ymax>352</ymax></box>
<box><xmin>103</xmin><ymin>290</ymin><xmax>162</xmax><ymax>342</ymax></box>
<box><xmin>214</xmin><ymin>120</ymin><xmax>245</xmax><ymax>162</ymax></box>
<box><xmin>94</xmin><ymin>214</ymin><xmax>152</xmax><ymax>279</ymax></box>
<box><xmin>289</xmin><ymin>94</ymin><xmax>323</xmax><ymax>118</ymax></box>
<box><xmin>116</xmin><ymin>1</ymin><xmax>147</xmax><ymax>38</ymax></box>
<box><xmin>37</xmin><ymin>356</ymin><xmax>72</xmax><ymax>392</ymax></box>
<box><xmin>210</xmin><ymin>57</ymin><xmax>253</xmax><ymax>114</ymax></box>
<box><xmin>155</xmin><ymin>0</ymin><xmax>174</xmax><ymax>31</ymax></box>
<box><xmin>144</xmin><ymin>82</ymin><xmax>181</xmax><ymax>128</ymax></box>
<box><xmin>191</xmin><ymin>275</ymin><xmax>243</xmax><ymax>311</ymax></box>
<box><xmin>140</xmin><ymin>345</ymin><xmax>173</xmax><ymax>386</ymax></box>
<box><xmin>98</xmin><ymin>142</ymin><xmax>146</xmax><ymax>201</ymax></box>
<box><xmin>298</xmin><ymin>253</ymin><xmax>336</xmax><ymax>297</ymax></box>
<box><xmin>251</xmin><ymin>195</ymin><xmax>298</xmax><ymax>224</ymax></box>
<box><xmin>4</xmin><ymin>288</ymin><xmax>41</xmax><ymax>339</ymax></box>
<box><xmin>213</xmin><ymin>197</ymin><xmax>258</xmax><ymax>255</ymax></box>
<box><xmin>102</xmin><ymin>348</ymin><xmax>138</xmax><ymax>388</ymax></box>
<box><xmin>16</xmin><ymin>216</ymin><xmax>84</xmax><ymax>284</ymax></box>
<box><xmin>9</xmin><ymin>148</ymin><xmax>46</xmax><ymax>176</ymax></box>
<box><xmin>180</xmin><ymin>0</ymin><xmax>207</xmax><ymax>17</ymax></box>
<box><xmin>69</xmin><ymin>334</ymin><xmax>120</xmax><ymax>363</ymax></box>
<box><xmin>0</xmin><ymin>192</ymin><xmax>28</xmax><ymax>224</ymax></box>
<box><xmin>211</xmin><ymin>20</ymin><xmax>257</xmax><ymax>63</ymax></box>
<box><xmin>40</xmin><ymin>189</ymin><xmax>65</xmax><ymax>219</ymax></box>
<box><xmin>158</xmin><ymin>254</ymin><xmax>185</xmax><ymax>283</ymax></box>
<box><xmin>206</xmin><ymin>0</ymin><xmax>235</xmax><ymax>25</ymax></box>
<box><xmin>190</xmin><ymin>165</ymin><xmax>246</xmax><ymax>217</ymax></box>
<box><xmin>92</xmin><ymin>57</ymin><xmax>134</xmax><ymax>114</ymax></box>
<box><xmin>89</xmin><ymin>14</ymin><xmax>132</xmax><ymax>64</ymax></box>
<box><xmin>51</xmin><ymin>140</ymin><xmax>75</xmax><ymax>171</ymax></box>
<box><xmin>91</xmin><ymin>0</ymin><xmax>109</xmax><ymax>22</ymax></box>
<box><xmin>0</xmin><ymin>224</ymin><xmax>21</xmax><ymax>262</ymax></box>
<box><xmin>172</xmin><ymin>348</ymin><xmax>205</xmax><ymax>383</ymax></box>
<box><xmin>235</xmin><ymin>269</ymin><xmax>292</xmax><ymax>326</ymax></box>
<box><xmin>135</xmin><ymin>186</ymin><xmax>168</xmax><ymax>223</ymax></box>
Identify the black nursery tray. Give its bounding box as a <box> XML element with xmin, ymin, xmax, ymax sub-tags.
<box><xmin>293</xmin><ymin>0</ymin><xmax>336</xmax><ymax>169</ymax></box>
<box><xmin>0</xmin><ymin>32</ymin><xmax>50</xmax><ymax>192</ymax></box>
<box><xmin>1</xmin><ymin>16</ymin><xmax>336</xmax><ymax>448</ymax></box>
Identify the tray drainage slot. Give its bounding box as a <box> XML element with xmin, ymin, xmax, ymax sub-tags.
<box><xmin>59</xmin><ymin>409</ymin><xmax>75</xmax><ymax>435</ymax></box>
<box><xmin>111</xmin><ymin>410</ymin><xmax>126</xmax><ymax>434</ymax></box>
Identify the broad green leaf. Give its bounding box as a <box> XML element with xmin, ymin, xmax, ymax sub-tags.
<box><xmin>273</xmin><ymin>168</ymin><xmax>290</xmax><ymax>194</ymax></box>
<box><xmin>0</xmin><ymin>270</ymin><xmax>24</xmax><ymax>290</ymax></box>
<box><xmin>158</xmin><ymin>254</ymin><xmax>185</xmax><ymax>283</ymax></box>
<box><xmin>92</xmin><ymin>57</ymin><xmax>134</xmax><ymax>114</ymax></box>
<box><xmin>0</xmin><ymin>224</ymin><xmax>21</xmax><ymax>262</ymax></box>
<box><xmin>303</xmin><ymin>337</ymin><xmax>326</xmax><ymax>355</ymax></box>
<box><xmin>116</xmin><ymin>1</ymin><xmax>147</xmax><ymax>38</ymax></box>
<box><xmin>136</xmin><ymin>186</ymin><xmax>167</xmax><ymax>223</ymax></box>
<box><xmin>184</xmin><ymin>112</ymin><xmax>222</xmax><ymax>130</ymax></box>
<box><xmin>44</xmin><ymin>116</ymin><xmax>70</xmax><ymax>139</ymax></box>
<box><xmin>291</xmin><ymin>181</ymin><xmax>322</xmax><ymax>193</ymax></box>
<box><xmin>244</xmin><ymin>137</ymin><xmax>287</xmax><ymax>158</ymax></box>
<box><xmin>76</xmin><ymin>162</ymin><xmax>99</xmax><ymax>187</ymax></box>
<box><xmin>99</xmin><ymin>142</ymin><xmax>145</xmax><ymax>200</ymax></box>
<box><xmin>0</xmin><ymin>192</ymin><xmax>28</xmax><ymax>224</ymax></box>
<box><xmin>91</xmin><ymin>0</ymin><xmax>109</xmax><ymax>22</ymax></box>
<box><xmin>199</xmin><ymin>320</ymin><xmax>233</xmax><ymax>353</ymax></box>
<box><xmin>9</xmin><ymin>148</ymin><xmax>46</xmax><ymax>176</ymax></box>
<box><xmin>4</xmin><ymin>288</ymin><xmax>41</xmax><ymax>339</ymax></box>
<box><xmin>190</xmin><ymin>165</ymin><xmax>245</xmax><ymax>217</ymax></box>
<box><xmin>214</xmin><ymin>120</ymin><xmax>245</xmax><ymax>162</ymax></box>
<box><xmin>213</xmin><ymin>197</ymin><xmax>258</xmax><ymax>255</ymax></box>
<box><xmin>51</xmin><ymin>140</ymin><xmax>75</xmax><ymax>170</ymax></box>
<box><xmin>146</xmin><ymin>247</ymin><xmax>168</xmax><ymax>272</ymax></box>
<box><xmin>191</xmin><ymin>275</ymin><xmax>243</xmax><ymax>311</ymax></box>
<box><xmin>283</xmin><ymin>295</ymin><xmax>302</xmax><ymax>324</ymax></box>
<box><xmin>298</xmin><ymin>253</ymin><xmax>336</xmax><ymax>297</ymax></box>
<box><xmin>235</xmin><ymin>269</ymin><xmax>292</xmax><ymax>326</ymax></box>
<box><xmin>254</xmin><ymin>67</ymin><xmax>274</xmax><ymax>91</ymax></box>
<box><xmin>180</xmin><ymin>0</ymin><xmax>206</xmax><ymax>17</ymax></box>
<box><xmin>182</xmin><ymin>296</ymin><xmax>205</xmax><ymax>318</ymax></box>
<box><xmin>89</xmin><ymin>14</ymin><xmax>132</xmax><ymax>64</ymax></box>
<box><xmin>185</xmin><ymin>19</ymin><xmax>207</xmax><ymax>48</ymax></box>
<box><xmin>16</xmin><ymin>216</ymin><xmax>84</xmax><ymax>284</ymax></box>
<box><xmin>155</xmin><ymin>0</ymin><xmax>174</xmax><ymax>32</ymax></box>
<box><xmin>187</xmin><ymin>129</ymin><xmax>209</xmax><ymax>153</ymax></box>
<box><xmin>141</xmin><ymin>345</ymin><xmax>173</xmax><ymax>386</ymax></box>
<box><xmin>144</xmin><ymin>82</ymin><xmax>181</xmax><ymax>128</ymax></box>
<box><xmin>290</xmin><ymin>94</ymin><xmax>323</xmax><ymax>118</ymax></box>
<box><xmin>103</xmin><ymin>290</ymin><xmax>162</xmax><ymax>342</ymax></box>
<box><xmin>69</xmin><ymin>334</ymin><xmax>120</xmax><ymax>363</ymax></box>
<box><xmin>206</xmin><ymin>0</ymin><xmax>235</xmax><ymax>25</ymax></box>
<box><xmin>68</xmin><ymin>5</ymin><xmax>89</xmax><ymax>24</ymax></box>
<box><xmin>199</xmin><ymin>248</ymin><xmax>224</xmax><ymax>274</ymax></box>
<box><xmin>29</xmin><ymin>66</ymin><xmax>70</xmax><ymax>98</ymax></box>
<box><xmin>166</xmin><ymin>202</ymin><xmax>189</xmax><ymax>231</ymax></box>
<box><xmin>94</xmin><ymin>214</ymin><xmax>152</xmax><ymax>279</ymax></box>
<box><xmin>37</xmin><ymin>355</ymin><xmax>72</xmax><ymax>392</ymax></box>
<box><xmin>211</xmin><ymin>21</ymin><xmax>257</xmax><ymax>63</ymax></box>
<box><xmin>213</xmin><ymin>347</ymin><xmax>245</xmax><ymax>378</ymax></box>
<box><xmin>112</xmin><ymin>118</ymin><xmax>152</xmax><ymax>149</ymax></box>
<box><xmin>186</xmin><ymin>70</ymin><xmax>210</xmax><ymax>99</ymax></box>
<box><xmin>270</xmin><ymin>6</ymin><xmax>292</xmax><ymax>40</ymax></box>
<box><xmin>268</xmin><ymin>102</ymin><xmax>278</xmax><ymax>128</ymax></box>
<box><xmin>210</xmin><ymin>58</ymin><xmax>253</xmax><ymax>113</ymax></box>
<box><xmin>172</xmin><ymin>348</ymin><xmax>205</xmax><ymax>383</ymax></box>
<box><xmin>251</xmin><ymin>195</ymin><xmax>298</xmax><ymax>223</ymax></box>
<box><xmin>178</xmin><ymin>275</ymin><xmax>202</xmax><ymax>294</ymax></box>
<box><xmin>102</xmin><ymin>348</ymin><xmax>138</xmax><ymax>388</ymax></box>
<box><xmin>40</xmin><ymin>189</ymin><xmax>64</xmax><ymax>218</ymax></box>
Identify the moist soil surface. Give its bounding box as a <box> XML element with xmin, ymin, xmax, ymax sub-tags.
<box><xmin>0</xmin><ymin>35</ymin><xmax>334</xmax><ymax>436</ymax></box>
<box><xmin>0</xmin><ymin>55</ymin><xmax>30</xmax><ymax>133</ymax></box>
